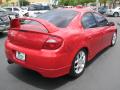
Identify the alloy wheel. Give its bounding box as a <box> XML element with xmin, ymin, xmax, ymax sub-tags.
<box><xmin>112</xmin><ymin>32</ymin><xmax>117</xmax><ymax>46</ymax></box>
<box><xmin>74</xmin><ymin>50</ymin><xmax>86</xmax><ymax>74</ymax></box>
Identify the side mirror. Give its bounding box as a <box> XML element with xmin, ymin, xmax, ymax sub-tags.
<box><xmin>107</xmin><ymin>22</ymin><xmax>115</xmax><ymax>26</ymax></box>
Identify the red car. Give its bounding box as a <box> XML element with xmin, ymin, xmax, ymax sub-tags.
<box><xmin>5</xmin><ymin>8</ymin><xmax>117</xmax><ymax>78</ymax></box>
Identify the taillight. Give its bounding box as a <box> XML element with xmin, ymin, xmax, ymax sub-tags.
<box><xmin>42</xmin><ymin>36</ymin><xmax>63</xmax><ymax>50</ymax></box>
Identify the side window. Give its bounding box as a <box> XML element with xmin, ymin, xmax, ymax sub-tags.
<box><xmin>36</xmin><ymin>5</ymin><xmax>43</xmax><ymax>10</ymax></box>
<box><xmin>93</xmin><ymin>12</ymin><xmax>108</xmax><ymax>26</ymax></box>
<box><xmin>82</xmin><ymin>12</ymin><xmax>97</xmax><ymax>29</ymax></box>
<box><xmin>5</xmin><ymin>8</ymin><xmax>12</xmax><ymax>11</ymax></box>
<box><xmin>28</xmin><ymin>6</ymin><xmax>35</xmax><ymax>11</ymax></box>
<box><xmin>13</xmin><ymin>8</ymin><xmax>19</xmax><ymax>11</ymax></box>
<box><xmin>43</xmin><ymin>6</ymin><xmax>50</xmax><ymax>10</ymax></box>
<box><xmin>28</xmin><ymin>5</ymin><xmax>42</xmax><ymax>11</ymax></box>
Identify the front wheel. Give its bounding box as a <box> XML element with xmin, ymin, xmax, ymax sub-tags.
<box><xmin>113</xmin><ymin>12</ymin><xmax>119</xmax><ymax>17</ymax></box>
<box><xmin>70</xmin><ymin>49</ymin><xmax>87</xmax><ymax>78</ymax></box>
<box><xmin>111</xmin><ymin>32</ymin><xmax>117</xmax><ymax>46</ymax></box>
<box><xmin>0</xmin><ymin>32</ymin><xmax>3</xmax><ymax>34</ymax></box>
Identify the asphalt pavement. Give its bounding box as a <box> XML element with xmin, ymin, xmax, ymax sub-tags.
<box><xmin>0</xmin><ymin>17</ymin><xmax>120</xmax><ymax>90</ymax></box>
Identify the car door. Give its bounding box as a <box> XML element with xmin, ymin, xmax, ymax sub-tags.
<box><xmin>81</xmin><ymin>12</ymin><xmax>103</xmax><ymax>58</ymax></box>
<box><xmin>93</xmin><ymin>12</ymin><xmax>114</xmax><ymax>48</ymax></box>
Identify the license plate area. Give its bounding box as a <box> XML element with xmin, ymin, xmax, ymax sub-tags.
<box><xmin>16</xmin><ymin>51</ymin><xmax>25</xmax><ymax>61</ymax></box>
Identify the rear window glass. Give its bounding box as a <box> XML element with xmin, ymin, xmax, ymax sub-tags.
<box><xmin>28</xmin><ymin>4</ymin><xmax>50</xmax><ymax>11</ymax></box>
<box><xmin>20</xmin><ymin>20</ymin><xmax>48</xmax><ymax>33</ymax></box>
<box><xmin>36</xmin><ymin>9</ymin><xmax>78</xmax><ymax>28</ymax></box>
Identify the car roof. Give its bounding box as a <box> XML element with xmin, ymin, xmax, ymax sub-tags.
<box><xmin>36</xmin><ymin>9</ymin><xmax>79</xmax><ymax>28</ymax></box>
<box><xmin>3</xmin><ymin>7</ymin><xmax>20</xmax><ymax>9</ymax></box>
<box><xmin>65</xmin><ymin>7</ymin><xmax>94</xmax><ymax>13</ymax></box>
<box><xmin>0</xmin><ymin>12</ymin><xmax>7</xmax><ymax>16</ymax></box>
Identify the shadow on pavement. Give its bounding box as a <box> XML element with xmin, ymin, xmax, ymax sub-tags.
<box><xmin>86</xmin><ymin>46</ymin><xmax>110</xmax><ymax>67</ymax></box>
<box><xmin>0</xmin><ymin>32</ymin><xmax>7</xmax><ymax>38</ymax></box>
<box><xmin>7</xmin><ymin>65</ymin><xmax>76</xmax><ymax>90</ymax></box>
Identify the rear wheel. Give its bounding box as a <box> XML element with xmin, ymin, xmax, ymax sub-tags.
<box><xmin>0</xmin><ymin>32</ymin><xmax>3</xmax><ymax>34</ymax></box>
<box><xmin>70</xmin><ymin>49</ymin><xmax>87</xmax><ymax>78</ymax></box>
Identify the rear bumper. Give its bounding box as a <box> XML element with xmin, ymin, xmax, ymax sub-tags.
<box><xmin>7</xmin><ymin>58</ymin><xmax>70</xmax><ymax>78</ymax></box>
<box><xmin>5</xmin><ymin>40</ymin><xmax>71</xmax><ymax>78</ymax></box>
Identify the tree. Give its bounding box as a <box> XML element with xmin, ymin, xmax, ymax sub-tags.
<box><xmin>6</xmin><ymin>0</ymin><xmax>11</xmax><ymax>4</ymax></box>
<box><xmin>19</xmin><ymin>0</ymin><xmax>30</xmax><ymax>6</ymax></box>
<box><xmin>59</xmin><ymin>0</ymin><xmax>96</xmax><ymax>6</ymax></box>
<box><xmin>6</xmin><ymin>0</ymin><xmax>11</xmax><ymax>3</ymax></box>
<box><xmin>108</xmin><ymin>0</ymin><xmax>120</xmax><ymax>8</ymax></box>
<box><xmin>78</xmin><ymin>0</ymin><xmax>95</xmax><ymax>5</ymax></box>
<box><xmin>99</xmin><ymin>0</ymin><xmax>108</xmax><ymax>6</ymax></box>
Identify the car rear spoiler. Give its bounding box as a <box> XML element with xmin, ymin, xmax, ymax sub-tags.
<box><xmin>10</xmin><ymin>18</ymin><xmax>58</xmax><ymax>33</ymax></box>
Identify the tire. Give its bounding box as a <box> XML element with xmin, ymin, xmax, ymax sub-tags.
<box><xmin>113</xmin><ymin>12</ymin><xmax>119</xmax><ymax>17</ymax></box>
<box><xmin>0</xmin><ymin>32</ymin><xmax>3</xmax><ymax>34</ymax></box>
<box><xmin>111</xmin><ymin>32</ymin><xmax>117</xmax><ymax>46</ymax></box>
<box><xmin>8</xmin><ymin>60</ymin><xmax>14</xmax><ymax>64</ymax></box>
<box><xmin>69</xmin><ymin>49</ymin><xmax>87</xmax><ymax>78</ymax></box>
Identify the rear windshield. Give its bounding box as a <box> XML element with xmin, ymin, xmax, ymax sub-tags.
<box><xmin>36</xmin><ymin>9</ymin><xmax>78</xmax><ymax>28</ymax></box>
<box><xmin>28</xmin><ymin>4</ymin><xmax>51</xmax><ymax>11</ymax></box>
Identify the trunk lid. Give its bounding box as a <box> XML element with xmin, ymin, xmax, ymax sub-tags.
<box><xmin>8</xmin><ymin>18</ymin><xmax>58</xmax><ymax>50</ymax></box>
<box><xmin>8</xmin><ymin>29</ymin><xmax>49</xmax><ymax>50</ymax></box>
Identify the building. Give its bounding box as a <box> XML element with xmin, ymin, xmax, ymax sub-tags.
<box><xmin>0</xmin><ymin>0</ymin><xmax>58</xmax><ymax>5</ymax></box>
<box><xmin>28</xmin><ymin>0</ymin><xmax>50</xmax><ymax>4</ymax></box>
<box><xmin>0</xmin><ymin>0</ymin><xmax>2</xmax><ymax>4</ymax></box>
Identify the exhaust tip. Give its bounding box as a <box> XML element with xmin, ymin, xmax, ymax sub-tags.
<box><xmin>7</xmin><ymin>60</ymin><xmax>14</xmax><ymax>64</ymax></box>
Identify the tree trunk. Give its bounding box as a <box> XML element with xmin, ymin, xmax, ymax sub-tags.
<box><xmin>104</xmin><ymin>2</ymin><xmax>106</xmax><ymax>6</ymax></box>
<box><xmin>100</xmin><ymin>2</ymin><xmax>102</xmax><ymax>6</ymax></box>
<box><xmin>113</xmin><ymin>0</ymin><xmax>117</xmax><ymax>8</ymax></box>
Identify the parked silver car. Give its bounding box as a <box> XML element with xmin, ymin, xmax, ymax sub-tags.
<box><xmin>28</xmin><ymin>3</ymin><xmax>52</xmax><ymax>17</ymax></box>
<box><xmin>106</xmin><ymin>7</ymin><xmax>120</xmax><ymax>17</ymax></box>
<box><xmin>0</xmin><ymin>8</ymin><xmax>19</xmax><ymax>19</ymax></box>
<box><xmin>0</xmin><ymin>13</ymin><xmax>10</xmax><ymax>33</ymax></box>
<box><xmin>3</xmin><ymin>7</ymin><xmax>28</xmax><ymax>18</ymax></box>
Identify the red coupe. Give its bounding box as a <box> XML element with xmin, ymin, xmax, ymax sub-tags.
<box><xmin>5</xmin><ymin>8</ymin><xmax>117</xmax><ymax>78</ymax></box>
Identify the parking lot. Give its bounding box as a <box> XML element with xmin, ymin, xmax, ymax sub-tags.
<box><xmin>0</xmin><ymin>17</ymin><xmax>120</xmax><ymax>90</ymax></box>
